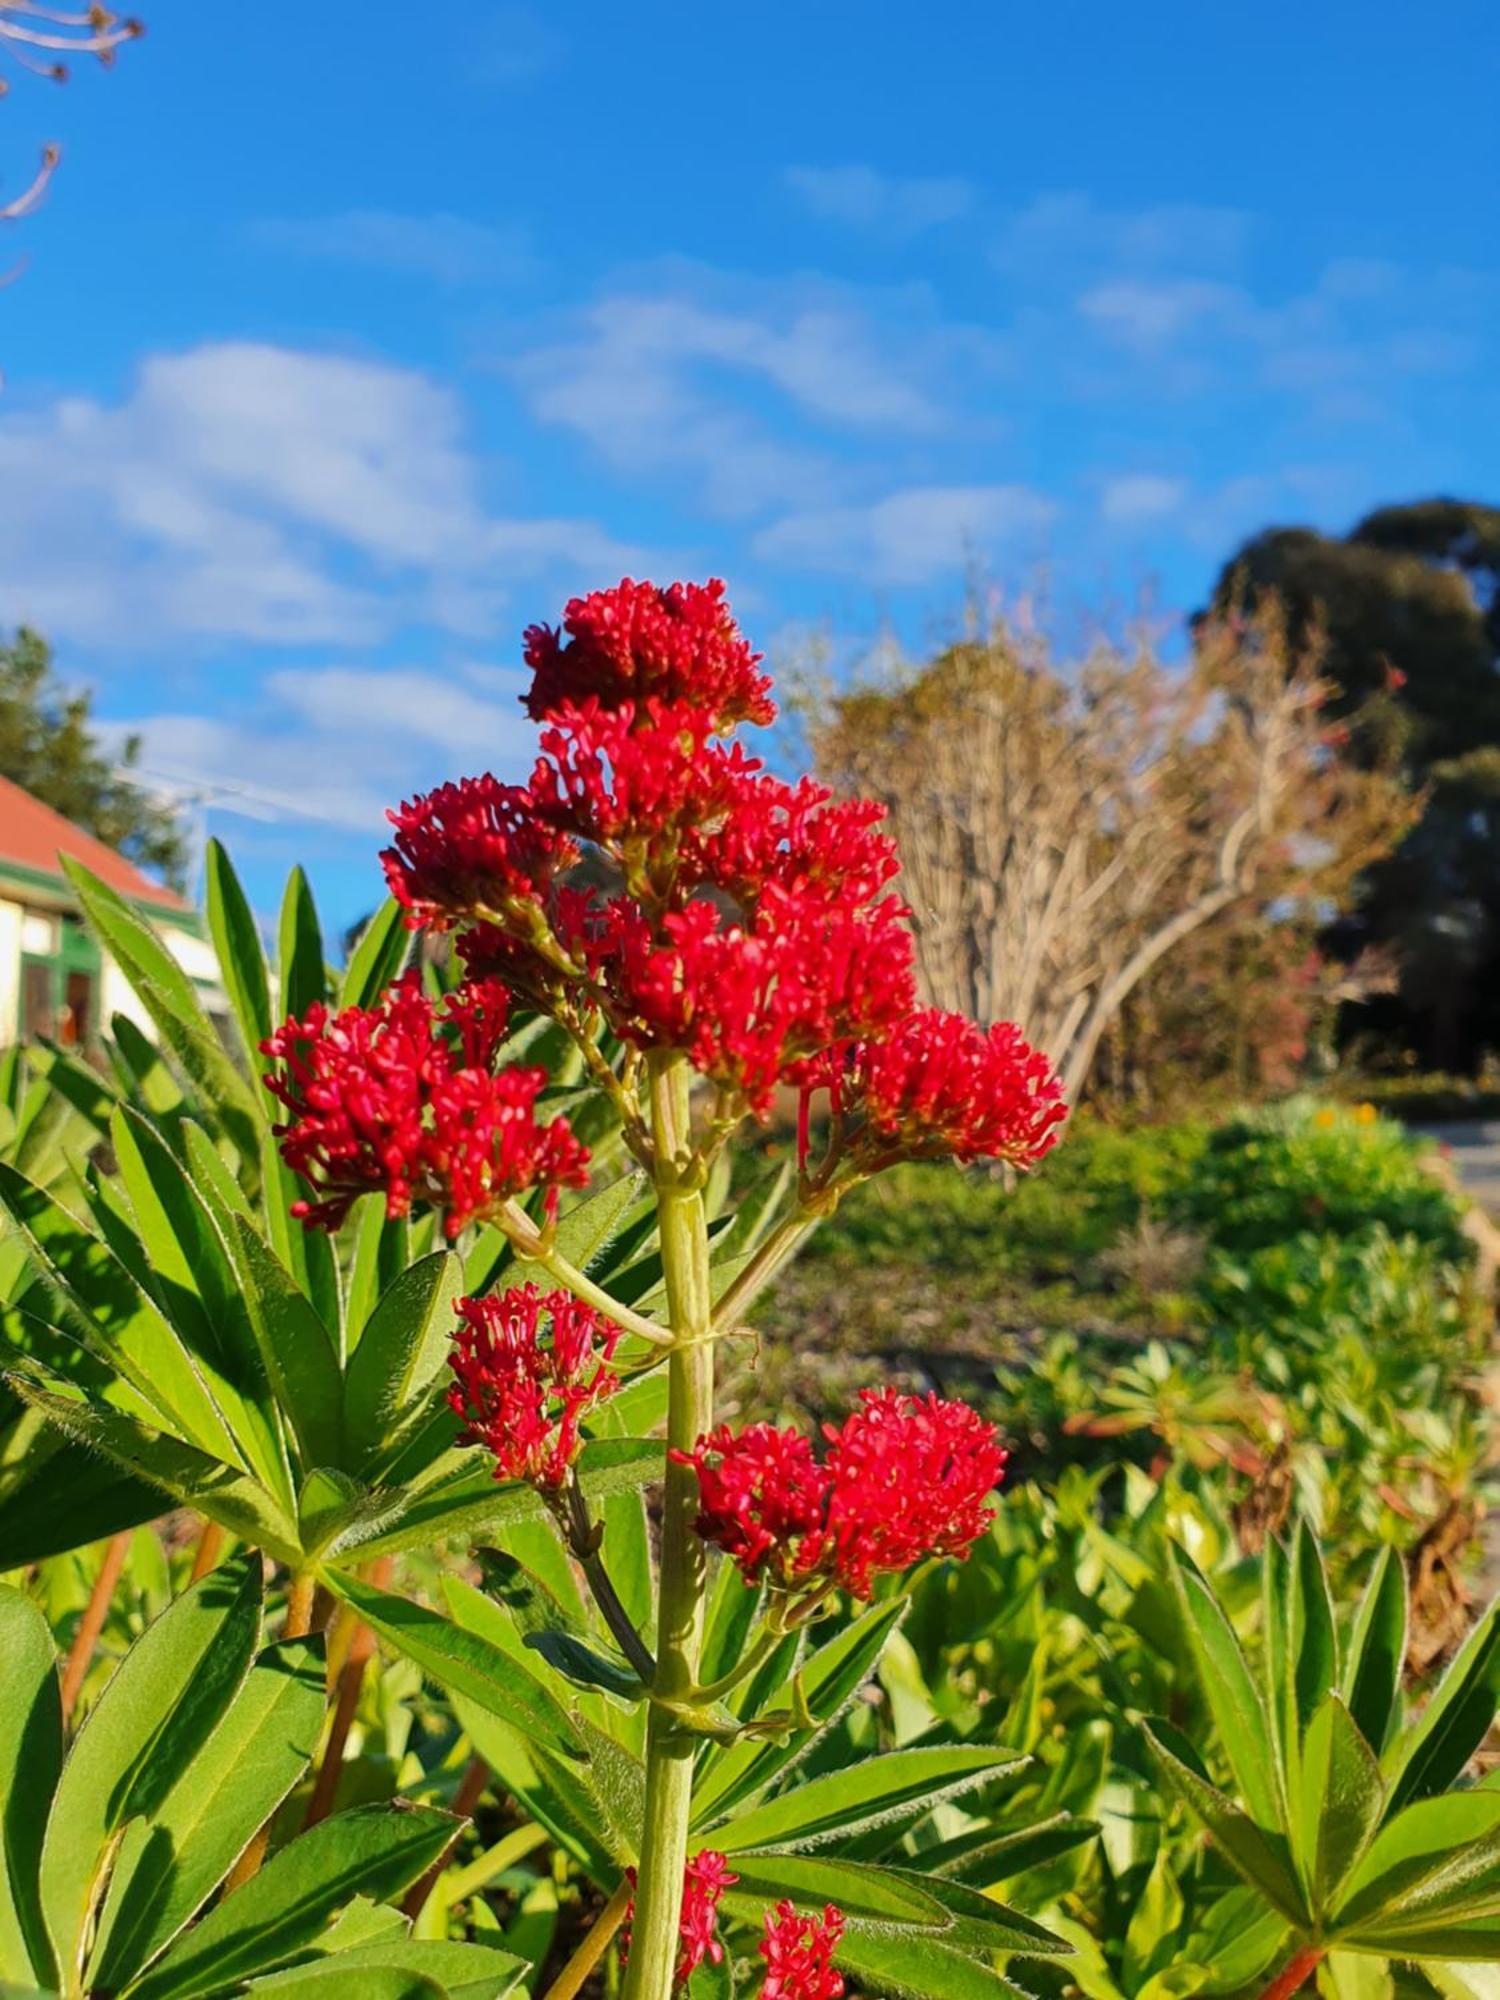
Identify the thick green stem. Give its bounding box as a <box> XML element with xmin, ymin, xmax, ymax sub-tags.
<box><xmin>622</xmin><ymin>1055</ymin><xmax>714</xmax><ymax>2000</ymax></box>
<box><xmin>711</xmin><ymin>1206</ymin><xmax>822</xmax><ymax>1330</ymax></box>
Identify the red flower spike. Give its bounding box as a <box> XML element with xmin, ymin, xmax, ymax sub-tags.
<box><xmin>262</xmin><ymin>972</ymin><xmax>589</xmax><ymax>1235</ymax></box>
<box><xmin>677</xmin><ymin>1392</ymin><xmax>1006</xmax><ymax>1600</ymax></box>
<box><xmin>622</xmin><ymin>1851</ymin><xmax>740</xmax><ymax>1988</ymax></box>
<box><xmin>803</xmin><ymin>1007</ymin><xmax>1067</xmax><ymax>1170</ymax></box>
<box><xmin>760</xmin><ymin>1901</ymin><xmax>846</xmax><ymax>2000</ymax></box>
<box><xmin>381</xmin><ymin>773</ymin><xmax>577</xmax><ymax>932</ymax></box>
<box><xmin>523</xmin><ymin>577</ymin><xmax>774</xmax><ymax>731</ymax></box>
<box><xmin>447</xmin><ymin>1284</ymin><xmax>622</xmax><ymax>1490</ymax></box>
<box><xmin>529</xmin><ymin>697</ymin><xmax>764</xmax><ymax>850</ymax></box>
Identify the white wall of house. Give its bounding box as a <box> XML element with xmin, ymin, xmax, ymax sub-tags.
<box><xmin>0</xmin><ymin>898</ymin><xmax>21</xmax><ymax>1044</ymax></box>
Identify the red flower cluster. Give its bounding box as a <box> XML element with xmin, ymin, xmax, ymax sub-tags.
<box><xmin>523</xmin><ymin>577</ymin><xmax>774</xmax><ymax>730</ymax></box>
<box><xmin>803</xmin><ymin>1006</ymin><xmax>1066</xmax><ymax>1171</ymax></box>
<box><xmin>679</xmin><ymin>1389</ymin><xmax>1007</xmax><ymax>1600</ymax></box>
<box><xmin>382</xmin><ymin>774</ymin><xmax>578</xmax><ymax>934</ymax></box>
<box><xmin>447</xmin><ymin>1283</ymin><xmax>622</xmax><ymax>1489</ymax></box>
<box><xmin>760</xmin><ymin>1901</ymin><xmax>845</xmax><ymax>2000</ymax></box>
<box><xmin>261</xmin><ymin>973</ymin><xmax>589</xmax><ymax>1235</ymax></box>
<box><xmin>529</xmin><ymin>698</ymin><xmax>763</xmax><ymax>853</ymax></box>
<box><xmin>622</xmin><ymin>1851</ymin><xmax>739</xmax><ymax>1988</ymax></box>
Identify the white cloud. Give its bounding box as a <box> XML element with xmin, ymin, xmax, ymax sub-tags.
<box><xmin>1078</xmin><ymin>278</ymin><xmax>1248</xmax><ymax>351</ymax></box>
<box><xmin>994</xmin><ymin>193</ymin><xmax>1252</xmax><ymax>278</ymax></box>
<box><xmin>0</xmin><ymin>341</ymin><xmax>649</xmax><ymax>650</ymax></box>
<box><xmin>512</xmin><ymin>274</ymin><xmax>968</xmax><ymax>517</ymax></box>
<box><xmin>127</xmin><ymin>662</ymin><xmax>538</xmax><ymax>839</ymax></box>
<box><xmin>753</xmin><ymin>484</ymin><xmax>1056</xmax><ymax>585</ymax></box>
<box><xmin>1099</xmin><ymin>474</ymin><xmax>1188</xmax><ymax>526</ymax></box>
<box><xmin>784</xmin><ymin>165</ymin><xmax>974</xmax><ymax>236</ymax></box>
<box><xmin>253</xmin><ymin>210</ymin><xmax>535</xmax><ymax>286</ymax></box>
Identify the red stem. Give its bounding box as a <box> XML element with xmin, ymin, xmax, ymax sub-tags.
<box><xmin>1258</xmin><ymin>1945</ymin><xmax>1326</xmax><ymax>2000</ymax></box>
<box><xmin>60</xmin><ymin>1530</ymin><xmax>131</xmax><ymax>1721</ymax></box>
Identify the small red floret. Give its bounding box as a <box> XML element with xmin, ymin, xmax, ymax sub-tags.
<box><xmin>447</xmin><ymin>1284</ymin><xmax>622</xmax><ymax>1490</ymax></box>
<box><xmin>760</xmin><ymin>1901</ymin><xmax>845</xmax><ymax>2000</ymax></box>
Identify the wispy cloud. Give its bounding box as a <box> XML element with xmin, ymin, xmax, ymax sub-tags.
<box><xmin>753</xmin><ymin>484</ymin><xmax>1056</xmax><ymax>585</ymax></box>
<box><xmin>1098</xmin><ymin>474</ymin><xmax>1189</xmax><ymax>526</ymax></box>
<box><xmin>785</xmin><ymin>164</ymin><xmax>975</xmax><ymax>236</ymax></box>
<box><xmin>0</xmin><ymin>342</ymin><xmax>649</xmax><ymax>650</ymax></box>
<box><xmin>253</xmin><ymin>210</ymin><xmax>535</xmax><ymax>286</ymax></box>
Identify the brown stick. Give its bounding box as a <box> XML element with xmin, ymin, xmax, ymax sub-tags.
<box><xmin>60</xmin><ymin>1530</ymin><xmax>132</xmax><ymax>1722</ymax></box>
<box><xmin>543</xmin><ymin>1879</ymin><xmax>633</xmax><ymax>2000</ymax></box>
<box><xmin>224</xmin><ymin>1573</ymin><xmax>318</xmax><ymax>1891</ymax></box>
<box><xmin>1258</xmin><ymin>1946</ymin><xmax>1326</xmax><ymax>2000</ymax></box>
<box><xmin>189</xmin><ymin>1519</ymin><xmax>225</xmax><ymax>1583</ymax></box>
<box><xmin>401</xmin><ymin>1756</ymin><xmax>492</xmax><ymax>1919</ymax></box>
<box><xmin>303</xmin><ymin>1625</ymin><xmax>375</xmax><ymax>1827</ymax></box>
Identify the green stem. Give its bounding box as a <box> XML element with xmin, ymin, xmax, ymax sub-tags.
<box><xmin>711</xmin><ymin>1206</ymin><xmax>823</xmax><ymax>1330</ymax></box>
<box><xmin>621</xmin><ymin>1054</ymin><xmax>715</xmax><ymax>2000</ymax></box>
<box><xmin>497</xmin><ymin>1199</ymin><xmax>672</xmax><ymax>1346</ymax></box>
<box><xmin>690</xmin><ymin>1624</ymin><xmax>784</xmax><ymax>1704</ymax></box>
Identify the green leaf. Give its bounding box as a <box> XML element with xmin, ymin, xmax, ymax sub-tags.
<box><xmin>86</xmin><ymin>1635</ymin><xmax>326</xmax><ymax>1988</ymax></box>
<box><xmin>338</xmin><ymin>900</ymin><xmax>411</xmax><ymax>1013</ymax></box>
<box><xmin>832</xmin><ymin>1928</ymin><xmax>1042</xmax><ymax>2000</ymax></box>
<box><xmin>61</xmin><ymin>859</ymin><xmax>262</xmax><ymax>1164</ymax></box>
<box><xmin>1297</xmin><ymin>1695</ymin><xmax>1384</xmax><ymax>1916</ymax></box>
<box><xmin>880</xmin><ymin>1870</ymin><xmax>1068</xmax><ymax>1955</ymax></box>
<box><xmin>228</xmin><ymin>1217</ymin><xmax>344</xmax><ymax>1474</ymax></box>
<box><xmin>0</xmin><ymin>1161</ymin><xmax>241</xmax><ymax>1463</ymax></box>
<box><xmin>5</xmin><ymin>1372</ymin><xmax>301</xmax><ymax>1564</ymax></box>
<box><xmin>1142</xmin><ymin>1721</ymin><xmax>1308</xmax><ymax>1926</ymax></box>
<box><xmin>345</xmin><ymin>1438</ymin><xmax>664</xmax><ymax>1563</ymax></box>
<box><xmin>343</xmin><ymin>1252</ymin><xmax>463</xmax><ymax>1471</ymax></box>
<box><xmin>277</xmin><ymin>866</ymin><xmax>329</xmax><ymax>1023</ymax></box>
<box><xmin>205</xmin><ymin>839</ymin><xmax>274</xmax><ymax>1067</ymax></box>
<box><xmin>127</xmin><ymin>1806</ymin><xmax>459</xmax><ymax>2000</ymax></box>
<box><xmin>711</xmin><ymin>1746</ymin><xmax>1026</xmax><ymax>1855</ymax></box>
<box><xmin>1334</xmin><ymin>1793</ymin><xmax>1500</xmax><ymax>1933</ymax></box>
<box><xmin>1170</xmin><ymin>1548</ymin><xmax>1283</xmax><ymax>1831</ymax></box>
<box><xmin>723</xmin><ymin>1855</ymin><xmax>949</xmax><ymax>1930</ymax></box>
<box><xmin>0</xmin><ymin>1443</ymin><xmax>164</xmax><ymax>1568</ymax></box>
<box><xmin>260</xmin><ymin>1131</ymin><xmax>343</xmax><ymax>1352</ymax></box>
<box><xmin>1122</xmin><ymin>1849</ymin><xmax>1184</xmax><ymax>1992</ymax></box>
<box><xmin>1383</xmin><ymin>1594</ymin><xmax>1500</xmax><ymax>1814</ymax></box>
<box><xmin>327</xmin><ymin>1573</ymin><xmax>579</xmax><ymax>1755</ymax></box>
<box><xmin>524</xmin><ymin>1630</ymin><xmax>645</xmax><ymax>1703</ymax></box>
<box><xmin>250</xmin><ymin>1938</ymin><xmax>525</xmax><ymax>1998</ymax></box>
<box><xmin>109</xmin><ymin>1107</ymin><xmax>292</xmax><ymax>1504</ymax></box>
<box><xmin>1343</xmin><ymin>1546</ymin><xmax>1408</xmax><ymax>1757</ymax></box>
<box><xmin>40</xmin><ymin>1557</ymin><xmax>262</xmax><ymax>1984</ymax></box>
<box><xmin>0</xmin><ymin>1587</ymin><xmax>61</xmax><ymax>1988</ymax></box>
<box><xmin>918</xmin><ymin>1814</ymin><xmax>1100</xmax><ymax>1888</ymax></box>
<box><xmin>1290</xmin><ymin>1522</ymin><xmax>1338</xmax><ymax>1740</ymax></box>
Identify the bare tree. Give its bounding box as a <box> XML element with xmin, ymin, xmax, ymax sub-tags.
<box><xmin>2</xmin><ymin>6</ymin><xmax>142</xmax><ymax>226</ymax></box>
<box><xmin>807</xmin><ymin>609</ymin><xmax>1415</xmax><ymax>1103</ymax></box>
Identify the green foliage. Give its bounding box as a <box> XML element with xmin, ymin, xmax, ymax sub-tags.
<box><xmin>0</xmin><ymin>626</ymin><xmax>188</xmax><ymax>889</ymax></box>
<box><xmin>0</xmin><ymin>1566</ymin><xmax>520</xmax><ymax>1998</ymax></box>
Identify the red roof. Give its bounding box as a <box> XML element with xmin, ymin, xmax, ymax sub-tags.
<box><xmin>0</xmin><ymin>773</ymin><xmax>186</xmax><ymax>911</ymax></box>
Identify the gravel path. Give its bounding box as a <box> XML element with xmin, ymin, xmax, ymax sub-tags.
<box><xmin>1413</xmin><ymin>1122</ymin><xmax>1500</xmax><ymax>1217</ymax></box>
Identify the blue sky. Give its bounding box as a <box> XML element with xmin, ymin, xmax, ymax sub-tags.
<box><xmin>1</xmin><ymin>0</ymin><xmax>1495</xmax><ymax>936</ymax></box>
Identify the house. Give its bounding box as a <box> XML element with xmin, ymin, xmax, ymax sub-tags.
<box><xmin>0</xmin><ymin>774</ymin><xmax>223</xmax><ymax>1049</ymax></box>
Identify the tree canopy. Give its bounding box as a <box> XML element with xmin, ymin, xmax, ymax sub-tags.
<box><xmin>0</xmin><ymin>626</ymin><xmax>186</xmax><ymax>890</ymax></box>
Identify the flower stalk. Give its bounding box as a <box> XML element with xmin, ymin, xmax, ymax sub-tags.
<box><xmin>622</xmin><ymin>1053</ymin><xmax>715</xmax><ymax>2000</ymax></box>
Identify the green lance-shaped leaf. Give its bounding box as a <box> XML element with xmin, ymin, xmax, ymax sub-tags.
<box><xmin>204</xmin><ymin>837</ymin><xmax>274</xmax><ymax>1068</ymax></box>
<box><xmin>1142</xmin><ymin>1721</ymin><xmax>1309</xmax><ymax>1927</ymax></box>
<box><xmin>1333</xmin><ymin>1791</ymin><xmax>1500</xmax><ymax>1935</ymax></box>
<box><xmin>1382</xmin><ymin>1593</ymin><xmax>1500</xmax><ymax>1815</ymax></box>
<box><xmin>126</xmin><ymin>1805</ymin><xmax>460</xmax><ymax>2000</ymax></box>
<box><xmin>1289</xmin><ymin>1522</ymin><xmax>1339</xmax><ymax>1738</ymax></box>
<box><xmin>915</xmin><ymin>1813</ymin><xmax>1100</xmax><ymax>1889</ymax></box>
<box><xmin>249</xmin><ymin>1938</ymin><xmax>526</xmax><ymax>1997</ymax></box>
<box><xmin>40</xmin><ymin>1556</ymin><xmax>262</xmax><ymax>1985</ymax></box>
<box><xmin>691</xmin><ymin>1597</ymin><xmax>908</xmax><ymax>1823</ymax></box>
<box><xmin>343</xmin><ymin>1251</ymin><xmax>463</xmax><ymax>1471</ymax></box>
<box><xmin>723</xmin><ymin>1855</ymin><xmax>950</xmax><ymax>1931</ymax></box>
<box><xmin>1296</xmin><ymin>1694</ymin><xmax>1385</xmax><ymax>1916</ymax></box>
<box><xmin>277</xmin><ymin>865</ymin><xmax>330</xmax><ymax>1025</ymax></box>
<box><xmin>0</xmin><ymin>1436</ymin><xmax>165</xmax><ymax>1569</ymax></box>
<box><xmin>86</xmin><ymin>1635</ymin><xmax>326</xmax><ymax>1989</ymax></box>
<box><xmin>338</xmin><ymin>899</ymin><xmax>411</xmax><ymax>1013</ymax></box>
<box><xmin>228</xmin><ymin>1215</ymin><xmax>344</xmax><ymax>1474</ymax></box>
<box><xmin>5</xmin><ymin>1371</ymin><xmax>303</xmax><ymax>1564</ymax></box>
<box><xmin>0</xmin><ymin>1586</ymin><xmax>62</xmax><ymax>1990</ymax></box>
<box><xmin>1343</xmin><ymin>1545</ymin><xmax>1409</xmax><ymax>1757</ymax></box>
<box><xmin>61</xmin><ymin>858</ymin><xmax>263</xmax><ymax>1166</ymax></box>
<box><xmin>0</xmin><ymin>1160</ymin><xmax>242</xmax><ymax>1465</ymax></box>
<box><xmin>327</xmin><ymin>1571</ymin><xmax>580</xmax><ymax>1755</ymax></box>
<box><xmin>260</xmin><ymin>1130</ymin><xmax>343</xmax><ymax>1355</ymax></box>
<box><xmin>831</xmin><ymin>1927</ymin><xmax>1046</xmax><ymax>2000</ymax></box>
<box><xmin>877</xmin><ymin>1870</ymin><xmax>1068</xmax><ymax>1957</ymax></box>
<box><xmin>109</xmin><ymin>1107</ymin><xmax>294</xmax><ymax>1505</ymax></box>
<box><xmin>1170</xmin><ymin>1547</ymin><xmax>1284</xmax><ymax>1832</ymax></box>
<box><xmin>710</xmin><ymin>1745</ymin><xmax>1028</xmax><ymax>1855</ymax></box>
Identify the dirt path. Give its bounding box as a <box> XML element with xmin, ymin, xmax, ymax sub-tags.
<box><xmin>1414</xmin><ymin>1121</ymin><xmax>1500</xmax><ymax>1217</ymax></box>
